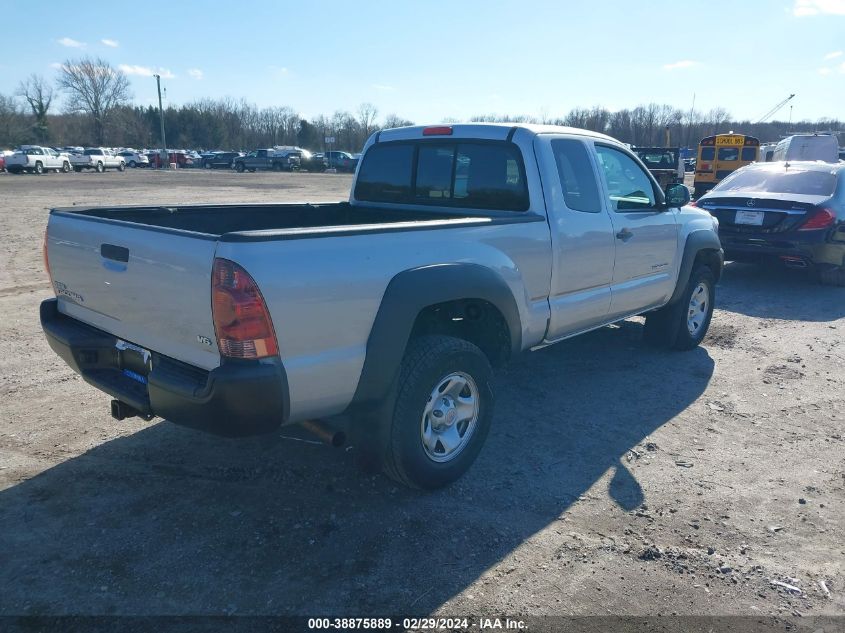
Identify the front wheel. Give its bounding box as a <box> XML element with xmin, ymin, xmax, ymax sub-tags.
<box><xmin>644</xmin><ymin>265</ymin><xmax>715</xmax><ymax>350</ymax></box>
<box><xmin>61</xmin><ymin>161</ymin><xmax>70</xmax><ymax>173</ymax></box>
<box><xmin>117</xmin><ymin>162</ymin><xmax>125</xmax><ymax>172</ymax></box>
<box><xmin>95</xmin><ymin>162</ymin><xmax>104</xmax><ymax>173</ymax></box>
<box><xmin>380</xmin><ymin>335</ymin><xmax>493</xmax><ymax>490</ymax></box>
<box><xmin>34</xmin><ymin>161</ymin><xmax>44</xmax><ymax>175</ymax></box>
<box><xmin>235</xmin><ymin>162</ymin><xmax>245</xmax><ymax>173</ymax></box>
<box><xmin>128</xmin><ymin>160</ymin><xmax>136</xmax><ymax>168</ymax></box>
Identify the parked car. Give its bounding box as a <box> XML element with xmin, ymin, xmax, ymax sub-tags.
<box><xmin>695</xmin><ymin>161</ymin><xmax>845</xmax><ymax>286</ymax></box>
<box><xmin>40</xmin><ymin>123</ymin><xmax>722</xmax><ymax>489</ymax></box>
<box><xmin>298</xmin><ymin>148</ymin><xmax>326</xmax><ymax>172</ymax></box>
<box><xmin>325</xmin><ymin>150</ymin><xmax>358</xmax><ymax>172</ymax></box>
<box><xmin>202</xmin><ymin>151</ymin><xmax>243</xmax><ymax>169</ymax></box>
<box><xmin>70</xmin><ymin>148</ymin><xmax>126</xmax><ymax>172</ymax></box>
<box><xmin>772</xmin><ymin>134</ymin><xmax>839</xmax><ymax>163</ymax></box>
<box><xmin>233</xmin><ymin>149</ymin><xmax>299</xmax><ymax>172</ymax></box>
<box><xmin>146</xmin><ymin>151</ymin><xmax>193</xmax><ymax>168</ymax></box>
<box><xmin>117</xmin><ymin>150</ymin><xmax>150</xmax><ymax>168</ymax></box>
<box><xmin>6</xmin><ymin>146</ymin><xmax>71</xmax><ymax>174</ymax></box>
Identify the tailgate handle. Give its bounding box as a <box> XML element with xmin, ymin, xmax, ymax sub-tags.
<box><xmin>101</xmin><ymin>244</ymin><xmax>129</xmax><ymax>263</ymax></box>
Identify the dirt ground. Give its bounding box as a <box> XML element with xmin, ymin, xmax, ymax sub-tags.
<box><xmin>0</xmin><ymin>169</ymin><xmax>843</xmax><ymax>626</ymax></box>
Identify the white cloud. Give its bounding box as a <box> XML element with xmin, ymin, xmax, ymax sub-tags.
<box><xmin>823</xmin><ymin>50</ymin><xmax>843</xmax><ymax>59</ymax></box>
<box><xmin>101</xmin><ymin>38</ymin><xmax>119</xmax><ymax>48</ymax></box>
<box><xmin>118</xmin><ymin>64</ymin><xmax>175</xmax><ymax>79</ymax></box>
<box><xmin>793</xmin><ymin>0</ymin><xmax>845</xmax><ymax>16</ymax></box>
<box><xmin>372</xmin><ymin>83</ymin><xmax>395</xmax><ymax>92</ymax></box>
<box><xmin>57</xmin><ymin>37</ymin><xmax>86</xmax><ymax>48</ymax></box>
<box><xmin>269</xmin><ymin>65</ymin><xmax>290</xmax><ymax>78</ymax></box>
<box><xmin>49</xmin><ymin>62</ymin><xmax>63</xmax><ymax>70</ymax></box>
<box><xmin>818</xmin><ymin>67</ymin><xmax>833</xmax><ymax>74</ymax></box>
<box><xmin>663</xmin><ymin>60</ymin><xmax>699</xmax><ymax>70</ymax></box>
<box><xmin>187</xmin><ymin>68</ymin><xmax>203</xmax><ymax>80</ymax></box>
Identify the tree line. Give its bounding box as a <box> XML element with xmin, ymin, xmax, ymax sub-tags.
<box><xmin>1</xmin><ymin>56</ymin><xmax>840</xmax><ymax>152</ymax></box>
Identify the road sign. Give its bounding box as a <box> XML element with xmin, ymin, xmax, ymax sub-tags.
<box><xmin>325</xmin><ymin>136</ymin><xmax>336</xmax><ymax>144</ymax></box>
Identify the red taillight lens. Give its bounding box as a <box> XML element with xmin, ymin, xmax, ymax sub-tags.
<box><xmin>43</xmin><ymin>228</ymin><xmax>52</xmax><ymax>284</ymax></box>
<box><xmin>422</xmin><ymin>126</ymin><xmax>453</xmax><ymax>136</ymax></box>
<box><xmin>212</xmin><ymin>258</ymin><xmax>278</xmax><ymax>359</ymax></box>
<box><xmin>688</xmin><ymin>200</ymin><xmax>698</xmax><ymax>207</ymax></box>
<box><xmin>799</xmin><ymin>207</ymin><xmax>836</xmax><ymax>231</ymax></box>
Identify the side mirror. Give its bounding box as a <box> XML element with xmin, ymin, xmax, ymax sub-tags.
<box><xmin>665</xmin><ymin>183</ymin><xmax>691</xmax><ymax>207</ymax></box>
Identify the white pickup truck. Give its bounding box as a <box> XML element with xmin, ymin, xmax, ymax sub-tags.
<box><xmin>70</xmin><ymin>147</ymin><xmax>126</xmax><ymax>172</ymax></box>
<box><xmin>41</xmin><ymin>123</ymin><xmax>723</xmax><ymax>489</ymax></box>
<box><xmin>5</xmin><ymin>146</ymin><xmax>71</xmax><ymax>174</ymax></box>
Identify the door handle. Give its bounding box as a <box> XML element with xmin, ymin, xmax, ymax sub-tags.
<box><xmin>616</xmin><ymin>228</ymin><xmax>634</xmax><ymax>242</ymax></box>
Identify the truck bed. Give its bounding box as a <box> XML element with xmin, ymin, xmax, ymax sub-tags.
<box><xmin>54</xmin><ymin>202</ymin><xmax>515</xmax><ymax>239</ymax></box>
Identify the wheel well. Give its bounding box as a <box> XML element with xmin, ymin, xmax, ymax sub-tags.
<box><xmin>409</xmin><ymin>299</ymin><xmax>511</xmax><ymax>367</ymax></box>
<box><xmin>694</xmin><ymin>248</ymin><xmax>722</xmax><ymax>282</ymax></box>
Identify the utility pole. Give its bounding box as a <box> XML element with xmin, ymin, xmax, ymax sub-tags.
<box><xmin>154</xmin><ymin>74</ymin><xmax>167</xmax><ymax>168</ymax></box>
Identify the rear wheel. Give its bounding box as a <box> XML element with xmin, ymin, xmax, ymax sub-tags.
<box><xmin>236</xmin><ymin>162</ymin><xmax>245</xmax><ymax>173</ymax></box>
<box><xmin>818</xmin><ymin>265</ymin><xmax>845</xmax><ymax>287</ymax></box>
<box><xmin>378</xmin><ymin>335</ymin><xmax>494</xmax><ymax>489</ymax></box>
<box><xmin>34</xmin><ymin>161</ymin><xmax>44</xmax><ymax>175</ymax></box>
<box><xmin>644</xmin><ymin>265</ymin><xmax>715</xmax><ymax>350</ymax></box>
<box><xmin>129</xmin><ymin>160</ymin><xmax>137</xmax><ymax>168</ymax></box>
<box><xmin>61</xmin><ymin>161</ymin><xmax>70</xmax><ymax>173</ymax></box>
<box><xmin>117</xmin><ymin>161</ymin><xmax>126</xmax><ymax>172</ymax></box>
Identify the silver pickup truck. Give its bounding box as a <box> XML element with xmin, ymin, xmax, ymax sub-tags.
<box><xmin>41</xmin><ymin>123</ymin><xmax>723</xmax><ymax>489</ymax></box>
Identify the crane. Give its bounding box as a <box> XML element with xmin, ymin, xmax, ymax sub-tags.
<box><xmin>756</xmin><ymin>94</ymin><xmax>795</xmax><ymax>124</ymax></box>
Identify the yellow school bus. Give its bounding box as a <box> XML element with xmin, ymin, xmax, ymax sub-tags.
<box><xmin>693</xmin><ymin>134</ymin><xmax>759</xmax><ymax>198</ymax></box>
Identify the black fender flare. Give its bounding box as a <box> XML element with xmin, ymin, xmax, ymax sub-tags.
<box><xmin>348</xmin><ymin>263</ymin><xmax>522</xmax><ymax>409</ymax></box>
<box><xmin>668</xmin><ymin>230</ymin><xmax>724</xmax><ymax>305</ymax></box>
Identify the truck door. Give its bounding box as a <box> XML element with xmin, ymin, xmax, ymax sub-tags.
<box><xmin>593</xmin><ymin>144</ymin><xmax>679</xmax><ymax>318</ymax></box>
<box><xmin>537</xmin><ymin>136</ymin><xmax>616</xmax><ymax>340</ymax></box>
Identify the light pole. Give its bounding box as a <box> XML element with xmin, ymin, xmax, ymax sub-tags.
<box><xmin>154</xmin><ymin>74</ymin><xmax>167</xmax><ymax>168</ymax></box>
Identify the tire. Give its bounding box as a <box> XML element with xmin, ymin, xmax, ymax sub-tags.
<box><xmin>95</xmin><ymin>162</ymin><xmax>104</xmax><ymax>173</ymax></box>
<box><xmin>129</xmin><ymin>160</ymin><xmax>136</xmax><ymax>168</ymax></box>
<box><xmin>61</xmin><ymin>161</ymin><xmax>70</xmax><ymax>173</ymax></box>
<box><xmin>117</xmin><ymin>161</ymin><xmax>125</xmax><ymax>172</ymax></box>
<box><xmin>34</xmin><ymin>161</ymin><xmax>44</xmax><ymax>175</ymax></box>
<box><xmin>204</xmin><ymin>161</ymin><xmax>212</xmax><ymax>169</ymax></box>
<box><xmin>380</xmin><ymin>335</ymin><xmax>494</xmax><ymax>490</ymax></box>
<box><xmin>644</xmin><ymin>265</ymin><xmax>716</xmax><ymax>350</ymax></box>
<box><xmin>818</xmin><ymin>265</ymin><xmax>845</xmax><ymax>287</ymax></box>
<box><xmin>235</xmin><ymin>162</ymin><xmax>245</xmax><ymax>173</ymax></box>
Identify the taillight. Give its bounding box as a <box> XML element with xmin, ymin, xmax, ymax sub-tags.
<box><xmin>43</xmin><ymin>228</ymin><xmax>52</xmax><ymax>284</ymax></box>
<box><xmin>688</xmin><ymin>200</ymin><xmax>698</xmax><ymax>207</ymax></box>
<box><xmin>422</xmin><ymin>126</ymin><xmax>453</xmax><ymax>136</ymax></box>
<box><xmin>212</xmin><ymin>258</ymin><xmax>278</xmax><ymax>359</ymax></box>
<box><xmin>799</xmin><ymin>207</ymin><xmax>836</xmax><ymax>231</ymax></box>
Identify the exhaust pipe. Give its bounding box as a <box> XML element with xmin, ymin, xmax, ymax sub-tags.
<box><xmin>780</xmin><ymin>256</ymin><xmax>808</xmax><ymax>269</ymax></box>
<box><xmin>299</xmin><ymin>420</ymin><xmax>346</xmax><ymax>447</ymax></box>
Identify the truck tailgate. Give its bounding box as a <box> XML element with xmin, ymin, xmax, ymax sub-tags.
<box><xmin>46</xmin><ymin>213</ymin><xmax>221</xmax><ymax>371</ymax></box>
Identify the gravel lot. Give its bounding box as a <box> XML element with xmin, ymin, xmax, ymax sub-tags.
<box><xmin>0</xmin><ymin>169</ymin><xmax>843</xmax><ymax>624</ymax></box>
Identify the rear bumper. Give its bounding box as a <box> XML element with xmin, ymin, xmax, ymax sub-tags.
<box><xmin>720</xmin><ymin>230</ymin><xmax>845</xmax><ymax>267</ymax></box>
<box><xmin>40</xmin><ymin>298</ymin><xmax>289</xmax><ymax>437</ymax></box>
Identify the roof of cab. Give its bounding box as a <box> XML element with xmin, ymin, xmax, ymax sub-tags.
<box><xmin>742</xmin><ymin>160</ymin><xmax>845</xmax><ymax>173</ymax></box>
<box><xmin>375</xmin><ymin>122</ymin><xmax>619</xmax><ymax>145</ymax></box>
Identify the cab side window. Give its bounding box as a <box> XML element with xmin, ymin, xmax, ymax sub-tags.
<box><xmin>551</xmin><ymin>139</ymin><xmax>601</xmax><ymax>213</ymax></box>
<box><xmin>595</xmin><ymin>145</ymin><xmax>656</xmax><ymax>211</ymax></box>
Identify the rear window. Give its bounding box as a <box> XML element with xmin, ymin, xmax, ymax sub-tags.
<box><xmin>84</xmin><ymin>149</ymin><xmax>103</xmax><ymax>156</ymax></box>
<box><xmin>355</xmin><ymin>141</ymin><xmax>529</xmax><ymax>211</ymax></box>
<box><xmin>354</xmin><ymin>144</ymin><xmax>414</xmax><ymax>202</ymax></box>
<box><xmin>717</xmin><ymin>147</ymin><xmax>739</xmax><ymax>161</ymax></box>
<box><xmin>713</xmin><ymin>168</ymin><xmax>837</xmax><ymax>196</ymax></box>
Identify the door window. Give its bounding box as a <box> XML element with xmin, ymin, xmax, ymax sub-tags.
<box><xmin>551</xmin><ymin>139</ymin><xmax>601</xmax><ymax>213</ymax></box>
<box><xmin>595</xmin><ymin>145</ymin><xmax>656</xmax><ymax>211</ymax></box>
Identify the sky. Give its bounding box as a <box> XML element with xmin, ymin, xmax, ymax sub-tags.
<box><xmin>2</xmin><ymin>0</ymin><xmax>845</xmax><ymax>124</ymax></box>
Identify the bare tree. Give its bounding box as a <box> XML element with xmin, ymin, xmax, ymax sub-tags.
<box><xmin>56</xmin><ymin>57</ymin><xmax>131</xmax><ymax>145</ymax></box>
<box><xmin>17</xmin><ymin>74</ymin><xmax>53</xmax><ymax>142</ymax></box>
<box><xmin>0</xmin><ymin>93</ymin><xmax>29</xmax><ymax>146</ymax></box>
<box><xmin>357</xmin><ymin>102</ymin><xmax>379</xmax><ymax>139</ymax></box>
